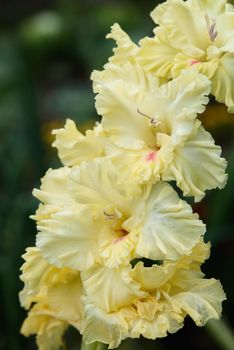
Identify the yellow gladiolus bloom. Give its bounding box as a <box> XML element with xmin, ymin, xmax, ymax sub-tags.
<box><xmin>93</xmin><ymin>59</ymin><xmax>227</xmax><ymax>201</ymax></box>
<box><xmin>33</xmin><ymin>158</ymin><xmax>205</xmax><ymax>270</ymax></box>
<box><xmin>137</xmin><ymin>0</ymin><xmax>234</xmax><ymax>112</ymax></box>
<box><xmin>80</xmin><ymin>241</ymin><xmax>226</xmax><ymax>348</ymax></box>
<box><xmin>20</xmin><ymin>247</ymin><xmax>84</xmax><ymax>349</ymax></box>
<box><xmin>20</xmin><ymin>247</ymin><xmax>83</xmax><ymax>325</ymax></box>
<box><xmin>21</xmin><ymin>303</ymin><xmax>68</xmax><ymax>350</ymax></box>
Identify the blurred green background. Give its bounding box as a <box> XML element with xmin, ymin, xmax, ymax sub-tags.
<box><xmin>0</xmin><ymin>0</ymin><xmax>234</xmax><ymax>349</ymax></box>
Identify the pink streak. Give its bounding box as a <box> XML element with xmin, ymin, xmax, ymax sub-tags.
<box><xmin>113</xmin><ymin>236</ymin><xmax>126</xmax><ymax>244</ymax></box>
<box><xmin>145</xmin><ymin>151</ymin><xmax>157</xmax><ymax>162</ymax></box>
<box><xmin>190</xmin><ymin>59</ymin><xmax>200</xmax><ymax>66</ymax></box>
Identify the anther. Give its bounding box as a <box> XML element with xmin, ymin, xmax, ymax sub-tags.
<box><xmin>137</xmin><ymin>108</ymin><xmax>161</xmax><ymax>127</ymax></box>
<box><xmin>104</xmin><ymin>211</ymin><xmax>116</xmax><ymax>220</ymax></box>
<box><xmin>205</xmin><ymin>14</ymin><xmax>218</xmax><ymax>42</ymax></box>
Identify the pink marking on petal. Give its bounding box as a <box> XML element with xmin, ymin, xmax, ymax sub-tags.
<box><xmin>190</xmin><ymin>59</ymin><xmax>200</xmax><ymax>66</ymax></box>
<box><xmin>113</xmin><ymin>236</ymin><xmax>126</xmax><ymax>244</ymax></box>
<box><xmin>145</xmin><ymin>151</ymin><xmax>157</xmax><ymax>162</ymax></box>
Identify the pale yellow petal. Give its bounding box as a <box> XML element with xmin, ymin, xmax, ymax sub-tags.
<box><xmin>177</xmin><ymin>239</ymin><xmax>211</xmax><ymax>267</ymax></box>
<box><xmin>130</xmin><ymin>311</ymin><xmax>184</xmax><ymax>340</ymax></box>
<box><xmin>162</xmin><ymin>123</ymin><xmax>228</xmax><ymax>201</ymax></box>
<box><xmin>214</xmin><ymin>13</ymin><xmax>234</xmax><ymax>52</ymax></box>
<box><xmin>20</xmin><ymin>248</ymin><xmax>84</xmax><ymax>325</ymax></box>
<box><xmin>140</xmin><ymin>69</ymin><xmax>210</xmax><ymax>143</ymax></box>
<box><xmin>92</xmin><ymin>61</ymin><xmax>159</xmax><ymax>95</ymax></box>
<box><xmin>133</xmin><ymin>240</ymin><xmax>210</xmax><ymax>292</ymax></box>
<box><xmin>130</xmin><ymin>261</ymin><xmax>176</xmax><ymax>291</ymax></box>
<box><xmin>95</xmin><ymin>65</ymin><xmax>156</xmax><ymax>150</ymax></box>
<box><xmin>171</xmin><ymin>278</ymin><xmax>226</xmax><ymax>326</ymax></box>
<box><xmin>171</xmin><ymin>54</ymin><xmax>219</xmax><ymax>80</ymax></box>
<box><xmin>81</xmin><ymin>265</ymin><xmax>145</xmax><ymax>313</ymax></box>
<box><xmin>68</xmin><ymin>158</ymin><xmax>139</xmax><ymax>213</ymax></box>
<box><xmin>21</xmin><ymin>304</ymin><xmax>68</xmax><ymax>350</ymax></box>
<box><xmin>211</xmin><ymin>52</ymin><xmax>234</xmax><ymax>113</ymax></box>
<box><xmin>46</xmin><ymin>272</ymin><xmax>83</xmax><ymax>327</ymax></box>
<box><xmin>106</xmin><ymin>23</ymin><xmax>139</xmax><ymax>64</ymax></box>
<box><xmin>137</xmin><ymin>182</ymin><xmax>205</xmax><ymax>260</ymax></box>
<box><xmin>151</xmin><ymin>0</ymin><xmax>208</xmax><ymax>56</ymax></box>
<box><xmin>189</xmin><ymin>0</ymin><xmax>228</xmax><ymax>16</ymax></box>
<box><xmin>134</xmin><ymin>295</ymin><xmax>164</xmax><ymax>321</ymax></box>
<box><xmin>52</xmin><ymin>119</ymin><xmax>105</xmax><ymax>166</ymax></box>
<box><xmin>82</xmin><ymin>300</ymin><xmax>134</xmax><ymax>349</ymax></box>
<box><xmin>36</xmin><ymin>207</ymin><xmax>100</xmax><ymax>270</ymax></box>
<box><xmin>32</xmin><ymin>167</ymin><xmax>72</xmax><ymax>207</ymax></box>
<box><xmin>19</xmin><ymin>247</ymin><xmax>50</xmax><ymax>309</ymax></box>
<box><xmin>137</xmin><ymin>28</ymin><xmax>178</xmax><ymax>79</ymax></box>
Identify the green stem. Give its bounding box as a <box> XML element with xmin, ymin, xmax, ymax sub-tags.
<box><xmin>206</xmin><ymin>319</ymin><xmax>234</xmax><ymax>350</ymax></box>
<box><xmin>81</xmin><ymin>339</ymin><xmax>108</xmax><ymax>350</ymax></box>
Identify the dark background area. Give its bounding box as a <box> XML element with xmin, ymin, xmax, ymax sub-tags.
<box><xmin>0</xmin><ymin>1</ymin><xmax>234</xmax><ymax>349</ymax></box>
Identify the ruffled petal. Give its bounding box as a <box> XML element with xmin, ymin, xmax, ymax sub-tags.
<box><xmin>162</xmin><ymin>123</ymin><xmax>228</xmax><ymax>201</ymax></box>
<box><xmin>132</xmin><ymin>240</ymin><xmax>210</xmax><ymax>292</ymax></box>
<box><xmin>215</xmin><ymin>13</ymin><xmax>234</xmax><ymax>52</ymax></box>
<box><xmin>171</xmin><ymin>54</ymin><xmax>219</xmax><ymax>80</ymax></box>
<box><xmin>92</xmin><ymin>61</ymin><xmax>158</xmax><ymax>95</ymax></box>
<box><xmin>68</xmin><ymin>158</ymin><xmax>140</xmax><ymax>213</ymax></box>
<box><xmin>52</xmin><ymin>119</ymin><xmax>105</xmax><ymax>167</ymax></box>
<box><xmin>189</xmin><ymin>0</ymin><xmax>228</xmax><ymax>16</ymax></box>
<box><xmin>81</xmin><ymin>265</ymin><xmax>145</xmax><ymax>312</ymax></box>
<box><xmin>21</xmin><ymin>304</ymin><xmax>68</xmax><ymax>350</ymax></box>
<box><xmin>177</xmin><ymin>239</ymin><xmax>211</xmax><ymax>268</ymax></box>
<box><xmin>106</xmin><ymin>23</ymin><xmax>139</xmax><ymax>64</ymax></box>
<box><xmin>130</xmin><ymin>310</ymin><xmax>184</xmax><ymax>340</ymax></box>
<box><xmin>32</xmin><ymin>167</ymin><xmax>72</xmax><ymax>208</ymax></box>
<box><xmin>137</xmin><ymin>28</ymin><xmax>179</xmax><ymax>79</ymax></box>
<box><xmin>171</xmin><ymin>278</ymin><xmax>226</xmax><ymax>326</ymax></box>
<box><xmin>134</xmin><ymin>295</ymin><xmax>164</xmax><ymax>321</ymax></box>
<box><xmin>130</xmin><ymin>261</ymin><xmax>176</xmax><ymax>291</ymax></box>
<box><xmin>81</xmin><ymin>300</ymin><xmax>135</xmax><ymax>349</ymax></box>
<box><xmin>211</xmin><ymin>52</ymin><xmax>234</xmax><ymax>112</ymax></box>
<box><xmin>140</xmin><ymin>69</ymin><xmax>210</xmax><ymax>144</ymax></box>
<box><xmin>45</xmin><ymin>271</ymin><xmax>83</xmax><ymax>327</ymax></box>
<box><xmin>19</xmin><ymin>247</ymin><xmax>50</xmax><ymax>309</ymax></box>
<box><xmin>20</xmin><ymin>249</ymin><xmax>83</xmax><ymax>325</ymax></box>
<box><xmin>137</xmin><ymin>182</ymin><xmax>205</xmax><ymax>260</ymax></box>
<box><xmin>36</xmin><ymin>207</ymin><xmax>100</xmax><ymax>270</ymax></box>
<box><xmin>151</xmin><ymin>0</ymin><xmax>208</xmax><ymax>56</ymax></box>
<box><xmin>95</xmin><ymin>69</ymin><xmax>156</xmax><ymax>149</ymax></box>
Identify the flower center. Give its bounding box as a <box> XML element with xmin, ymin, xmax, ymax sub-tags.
<box><xmin>104</xmin><ymin>210</ymin><xmax>129</xmax><ymax>242</ymax></box>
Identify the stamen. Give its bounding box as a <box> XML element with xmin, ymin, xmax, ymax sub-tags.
<box><xmin>137</xmin><ymin>108</ymin><xmax>161</xmax><ymax>128</ymax></box>
<box><xmin>104</xmin><ymin>211</ymin><xmax>116</xmax><ymax>220</ymax></box>
<box><xmin>205</xmin><ymin>14</ymin><xmax>218</xmax><ymax>42</ymax></box>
